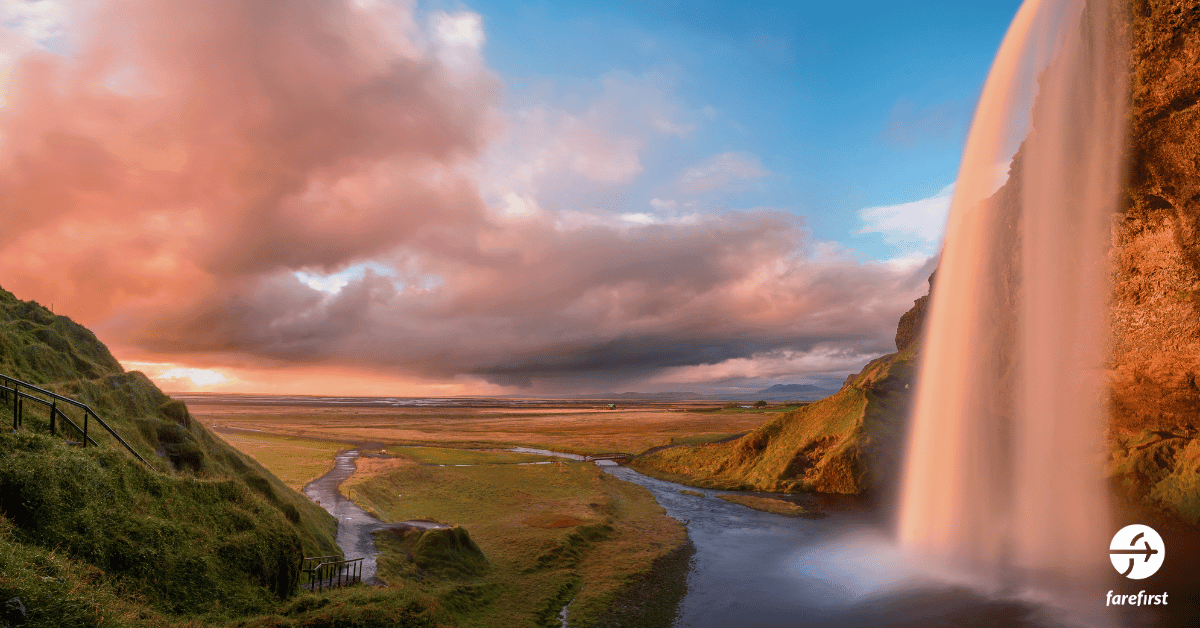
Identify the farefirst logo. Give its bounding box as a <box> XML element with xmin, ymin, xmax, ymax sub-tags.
<box><xmin>1106</xmin><ymin>591</ymin><xmax>1168</xmax><ymax>606</ymax></box>
<box><xmin>1109</xmin><ymin>524</ymin><xmax>1164</xmax><ymax>579</ymax></box>
<box><xmin>1106</xmin><ymin>525</ymin><xmax>1168</xmax><ymax>608</ymax></box>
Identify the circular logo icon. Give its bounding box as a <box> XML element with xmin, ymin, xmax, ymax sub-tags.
<box><xmin>1109</xmin><ymin>524</ymin><xmax>1164</xmax><ymax>580</ymax></box>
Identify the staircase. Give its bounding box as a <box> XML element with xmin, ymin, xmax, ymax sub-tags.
<box><xmin>1</xmin><ymin>373</ymin><xmax>151</xmax><ymax>467</ymax></box>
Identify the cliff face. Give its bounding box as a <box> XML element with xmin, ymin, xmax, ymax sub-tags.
<box><xmin>1106</xmin><ymin>0</ymin><xmax>1200</xmax><ymax>523</ymax></box>
<box><xmin>1111</xmin><ymin>0</ymin><xmax>1200</xmax><ymax>433</ymax></box>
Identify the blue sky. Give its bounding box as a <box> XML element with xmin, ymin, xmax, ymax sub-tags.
<box><xmin>450</xmin><ymin>0</ymin><xmax>1023</xmax><ymax>261</ymax></box>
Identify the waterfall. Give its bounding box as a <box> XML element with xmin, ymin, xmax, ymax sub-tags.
<box><xmin>897</xmin><ymin>0</ymin><xmax>1127</xmax><ymax>593</ymax></box>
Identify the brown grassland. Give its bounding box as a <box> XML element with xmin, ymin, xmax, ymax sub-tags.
<box><xmin>191</xmin><ymin>400</ymin><xmax>784</xmax><ymax>456</ymax></box>
<box><xmin>188</xmin><ymin>399</ymin><xmax>787</xmax><ymax>626</ymax></box>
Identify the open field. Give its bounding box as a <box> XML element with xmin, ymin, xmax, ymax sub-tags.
<box><xmin>189</xmin><ymin>396</ymin><xmax>725</xmax><ymax>627</ymax></box>
<box><xmin>211</xmin><ymin>430</ymin><xmax>351</xmax><ymax>490</ymax></box>
<box><xmin>347</xmin><ymin>460</ymin><xmax>686</xmax><ymax>628</ymax></box>
<box><xmin>189</xmin><ymin>397</ymin><xmax>792</xmax><ymax>455</ymax></box>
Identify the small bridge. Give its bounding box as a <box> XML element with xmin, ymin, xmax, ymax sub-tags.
<box><xmin>300</xmin><ymin>556</ymin><xmax>364</xmax><ymax>592</ymax></box>
<box><xmin>1</xmin><ymin>373</ymin><xmax>150</xmax><ymax>467</ymax></box>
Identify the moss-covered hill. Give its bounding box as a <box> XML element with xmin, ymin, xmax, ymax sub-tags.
<box><xmin>0</xmin><ymin>286</ymin><xmax>356</xmax><ymax>626</ymax></box>
<box><xmin>629</xmin><ymin>298</ymin><xmax>923</xmax><ymax>496</ymax></box>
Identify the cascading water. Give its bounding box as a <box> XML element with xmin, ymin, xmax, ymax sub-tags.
<box><xmin>898</xmin><ymin>0</ymin><xmax>1127</xmax><ymax>596</ymax></box>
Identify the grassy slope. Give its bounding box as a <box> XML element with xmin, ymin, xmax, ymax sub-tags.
<box><xmin>0</xmin><ymin>286</ymin><xmax>349</xmax><ymax>626</ymax></box>
<box><xmin>630</xmin><ymin>344</ymin><xmax>917</xmax><ymax>495</ymax></box>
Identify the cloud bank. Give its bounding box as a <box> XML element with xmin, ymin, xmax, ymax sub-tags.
<box><xmin>0</xmin><ymin>0</ymin><xmax>933</xmax><ymax>394</ymax></box>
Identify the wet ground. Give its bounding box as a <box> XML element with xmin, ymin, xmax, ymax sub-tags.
<box><xmin>302</xmin><ymin>448</ymin><xmax>447</xmax><ymax>584</ymax></box>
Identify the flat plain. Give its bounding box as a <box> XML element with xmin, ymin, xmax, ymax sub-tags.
<box><xmin>185</xmin><ymin>396</ymin><xmax>791</xmax><ymax>627</ymax></box>
<box><xmin>190</xmin><ymin>398</ymin><xmax>788</xmax><ymax>456</ymax></box>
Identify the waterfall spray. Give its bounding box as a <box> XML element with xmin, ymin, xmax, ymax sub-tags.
<box><xmin>898</xmin><ymin>0</ymin><xmax>1127</xmax><ymax>592</ymax></box>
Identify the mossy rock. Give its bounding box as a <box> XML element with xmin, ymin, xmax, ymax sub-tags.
<box><xmin>414</xmin><ymin>526</ymin><xmax>489</xmax><ymax>578</ymax></box>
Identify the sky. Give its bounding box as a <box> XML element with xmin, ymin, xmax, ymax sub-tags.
<box><xmin>0</xmin><ymin>0</ymin><xmax>1024</xmax><ymax>397</ymax></box>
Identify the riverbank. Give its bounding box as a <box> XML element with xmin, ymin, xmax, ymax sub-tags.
<box><xmin>306</xmin><ymin>445</ymin><xmax>687</xmax><ymax>627</ymax></box>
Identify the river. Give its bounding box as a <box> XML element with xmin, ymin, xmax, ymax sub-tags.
<box><xmin>307</xmin><ymin>447</ymin><xmax>1174</xmax><ymax>627</ymax></box>
<box><xmin>602</xmin><ymin>464</ymin><xmax>1148</xmax><ymax>628</ymax></box>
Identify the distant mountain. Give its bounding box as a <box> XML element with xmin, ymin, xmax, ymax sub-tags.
<box><xmin>586</xmin><ymin>391</ymin><xmax>701</xmax><ymax>401</ymax></box>
<box><xmin>747</xmin><ymin>384</ymin><xmax>838</xmax><ymax>401</ymax></box>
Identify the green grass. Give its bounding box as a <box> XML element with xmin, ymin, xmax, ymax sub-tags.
<box><xmin>0</xmin><ymin>285</ymin><xmax>345</xmax><ymax>625</ymax></box>
<box><xmin>629</xmin><ymin>345</ymin><xmax>917</xmax><ymax>495</ymax></box>
<box><xmin>0</xmin><ymin>431</ymin><xmax>306</xmax><ymax>620</ymax></box>
<box><xmin>215</xmin><ymin>432</ymin><xmax>349</xmax><ymax>490</ymax></box>
<box><xmin>344</xmin><ymin>461</ymin><xmax>686</xmax><ymax>628</ymax></box>
<box><xmin>230</xmin><ymin>587</ymin><xmax>449</xmax><ymax>628</ymax></box>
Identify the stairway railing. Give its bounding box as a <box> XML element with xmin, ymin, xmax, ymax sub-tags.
<box><xmin>300</xmin><ymin>556</ymin><xmax>363</xmax><ymax>592</ymax></box>
<box><xmin>1</xmin><ymin>373</ymin><xmax>151</xmax><ymax>468</ymax></box>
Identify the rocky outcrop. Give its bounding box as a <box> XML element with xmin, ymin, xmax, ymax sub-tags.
<box><xmin>894</xmin><ymin>274</ymin><xmax>934</xmax><ymax>355</ymax></box>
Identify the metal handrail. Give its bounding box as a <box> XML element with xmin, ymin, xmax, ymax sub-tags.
<box><xmin>301</xmin><ymin>556</ymin><xmax>363</xmax><ymax>592</ymax></box>
<box><xmin>2</xmin><ymin>373</ymin><xmax>151</xmax><ymax>467</ymax></box>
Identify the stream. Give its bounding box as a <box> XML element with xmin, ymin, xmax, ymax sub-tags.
<box><xmin>303</xmin><ymin>449</ymin><xmax>448</xmax><ymax>584</ymax></box>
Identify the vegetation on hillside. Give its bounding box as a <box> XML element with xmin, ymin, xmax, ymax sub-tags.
<box><xmin>630</xmin><ymin>343</ymin><xmax>917</xmax><ymax>495</ymax></box>
<box><xmin>0</xmin><ymin>286</ymin><xmax>372</xmax><ymax>626</ymax></box>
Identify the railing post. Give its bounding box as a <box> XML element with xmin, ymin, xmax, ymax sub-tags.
<box><xmin>12</xmin><ymin>382</ymin><xmax>18</xmax><ymax>430</ymax></box>
<box><xmin>83</xmin><ymin>409</ymin><xmax>88</xmax><ymax>447</ymax></box>
<box><xmin>49</xmin><ymin>401</ymin><xmax>56</xmax><ymax>435</ymax></box>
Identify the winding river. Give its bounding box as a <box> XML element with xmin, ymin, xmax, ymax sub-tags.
<box><xmin>306</xmin><ymin>448</ymin><xmax>1178</xmax><ymax>627</ymax></box>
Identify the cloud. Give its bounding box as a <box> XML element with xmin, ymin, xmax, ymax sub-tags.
<box><xmin>857</xmin><ymin>184</ymin><xmax>954</xmax><ymax>255</ymax></box>
<box><xmin>104</xmin><ymin>210</ymin><xmax>931</xmax><ymax>391</ymax></box>
<box><xmin>476</xmin><ymin>70</ymin><xmax>694</xmax><ymax>211</ymax></box>
<box><xmin>2</xmin><ymin>0</ymin><xmax>66</xmax><ymax>45</ymax></box>
<box><xmin>678</xmin><ymin>151</ymin><xmax>768</xmax><ymax>193</ymax></box>
<box><xmin>0</xmin><ymin>0</ymin><xmax>497</xmax><ymax>317</ymax></box>
<box><xmin>648</xmin><ymin>344</ymin><xmax>881</xmax><ymax>386</ymax></box>
<box><xmin>0</xmin><ymin>0</ymin><xmax>933</xmax><ymax>395</ymax></box>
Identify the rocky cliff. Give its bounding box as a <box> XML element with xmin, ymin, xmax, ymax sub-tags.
<box><xmin>1107</xmin><ymin>0</ymin><xmax>1200</xmax><ymax>524</ymax></box>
